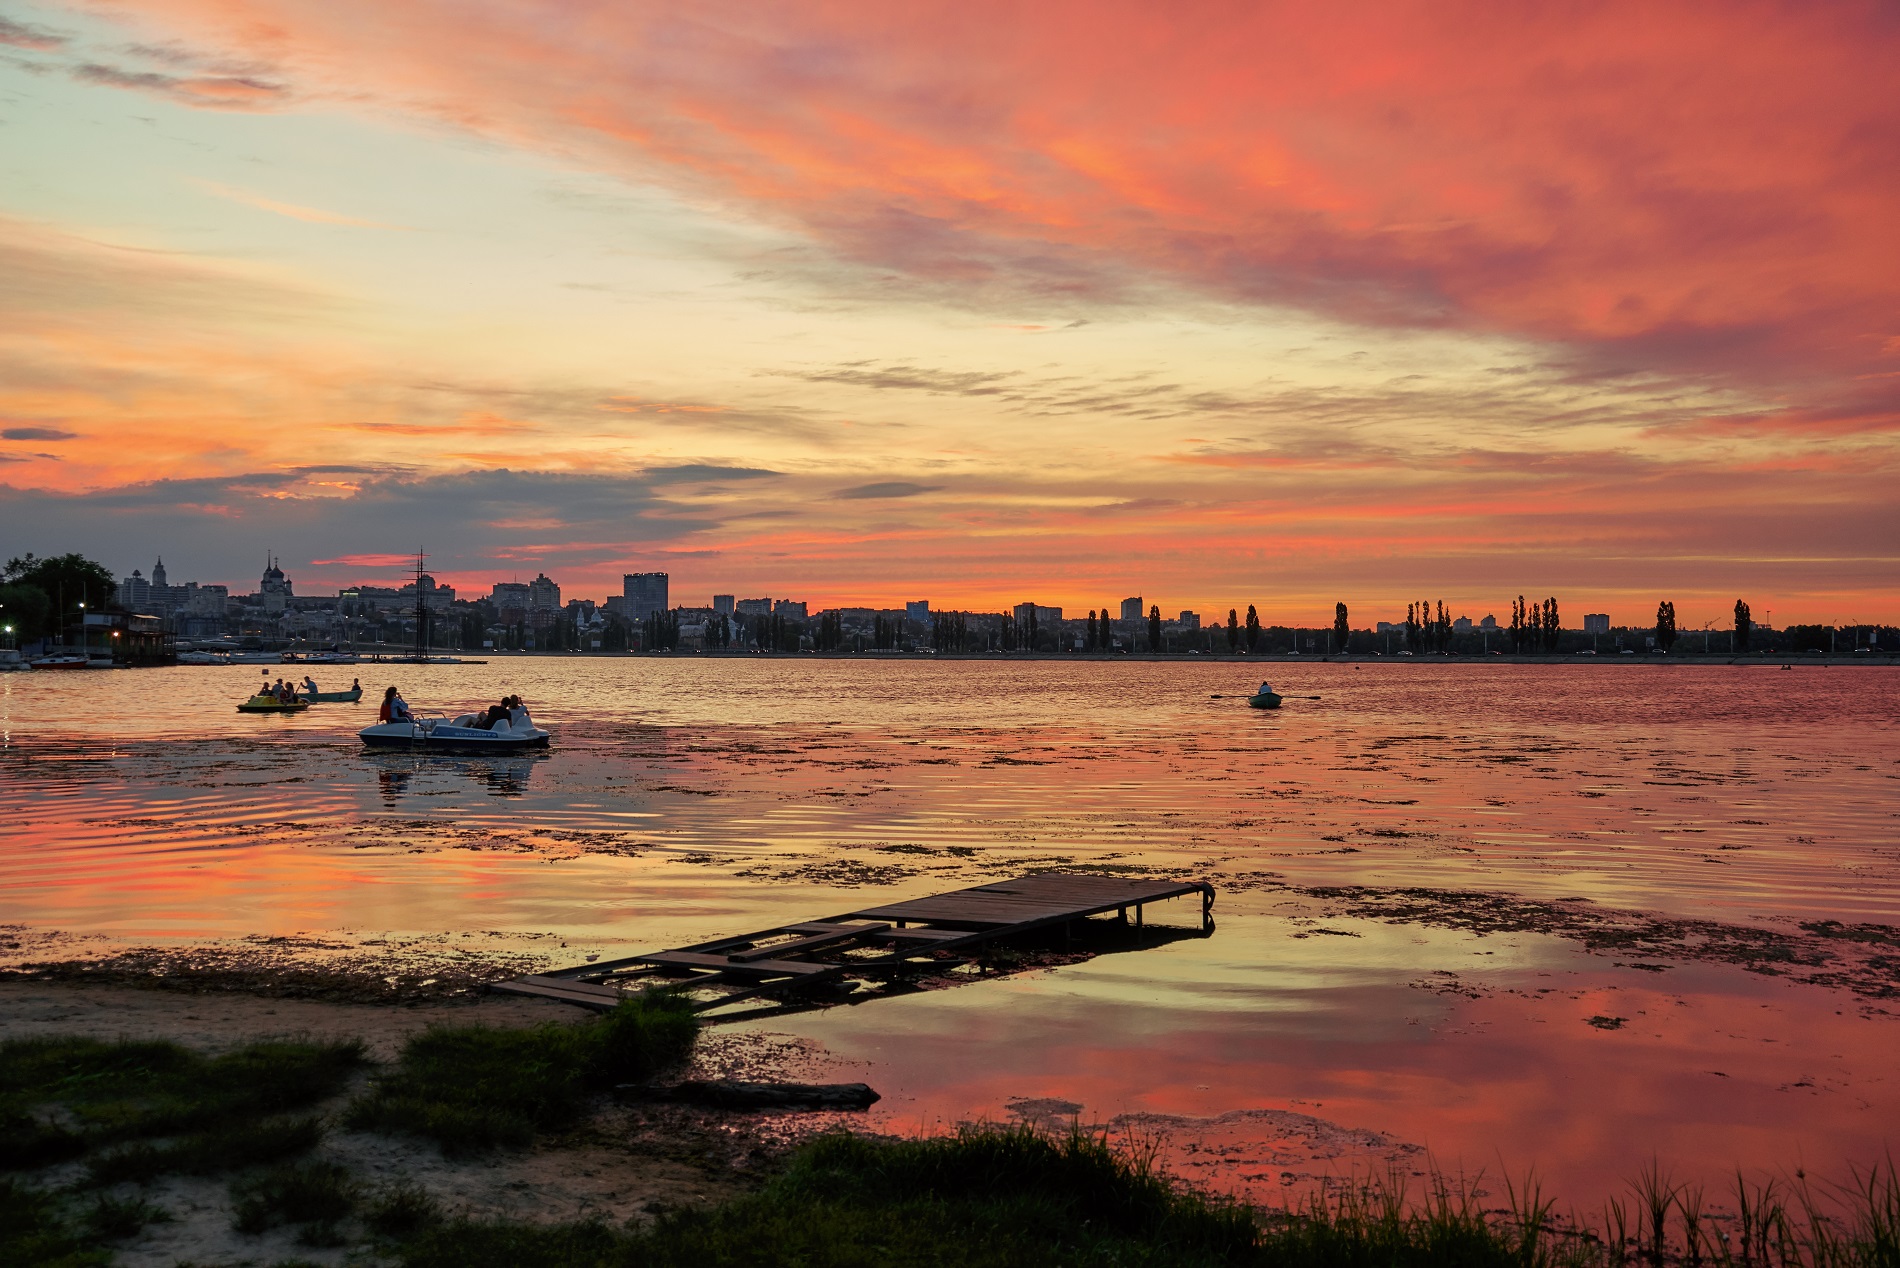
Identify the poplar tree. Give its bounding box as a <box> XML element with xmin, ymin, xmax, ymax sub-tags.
<box><xmin>1734</xmin><ymin>600</ymin><xmax>1753</xmax><ymax>652</ymax></box>
<box><xmin>1227</xmin><ymin>609</ymin><xmax>1239</xmax><ymax>652</ymax></box>
<box><xmin>1148</xmin><ymin>604</ymin><xmax>1162</xmax><ymax>652</ymax></box>
<box><xmin>1655</xmin><ymin>601</ymin><xmax>1677</xmax><ymax>652</ymax></box>
<box><xmin>1245</xmin><ymin>605</ymin><xmax>1261</xmax><ymax>652</ymax></box>
<box><xmin>1333</xmin><ymin>602</ymin><xmax>1350</xmax><ymax>653</ymax></box>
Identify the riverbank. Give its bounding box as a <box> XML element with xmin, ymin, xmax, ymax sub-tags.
<box><xmin>4</xmin><ymin>982</ymin><xmax>1894</xmax><ymax>1268</ymax></box>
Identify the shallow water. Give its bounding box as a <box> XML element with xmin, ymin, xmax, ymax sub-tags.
<box><xmin>2</xmin><ymin>659</ymin><xmax>1896</xmax><ymax>1201</ymax></box>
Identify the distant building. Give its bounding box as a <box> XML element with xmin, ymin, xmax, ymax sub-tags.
<box><xmin>1376</xmin><ymin>621</ymin><xmax>1400</xmax><ymax>634</ymax></box>
<box><xmin>712</xmin><ymin>594</ymin><xmax>734</xmax><ymax>615</ymax></box>
<box><xmin>1120</xmin><ymin>597</ymin><xmax>1143</xmax><ymax>623</ymax></box>
<box><xmin>527</xmin><ymin>573</ymin><xmax>561</xmax><ymax>612</ymax></box>
<box><xmin>1479</xmin><ymin>614</ymin><xmax>1498</xmax><ymax>631</ymax></box>
<box><xmin>257</xmin><ymin>557</ymin><xmax>293</xmax><ymax>613</ymax></box>
<box><xmin>622</xmin><ymin>572</ymin><xmax>668</xmax><ymax>620</ymax></box>
<box><xmin>906</xmin><ymin>600</ymin><xmax>930</xmax><ymax>624</ymax></box>
<box><xmin>774</xmin><ymin>599</ymin><xmax>808</xmax><ymax>620</ymax></box>
<box><xmin>491</xmin><ymin>581</ymin><xmax>531</xmax><ymax>626</ymax></box>
<box><xmin>1583</xmin><ymin>613</ymin><xmax>1611</xmax><ymax>634</ymax></box>
<box><xmin>1177</xmin><ymin>611</ymin><xmax>1201</xmax><ymax>630</ymax></box>
<box><xmin>734</xmin><ymin>597</ymin><xmax>773</xmax><ymax>616</ymax></box>
<box><xmin>1014</xmin><ymin>602</ymin><xmax>1063</xmax><ymax>625</ymax></box>
<box><xmin>1452</xmin><ymin>616</ymin><xmax>1473</xmax><ymax>634</ymax></box>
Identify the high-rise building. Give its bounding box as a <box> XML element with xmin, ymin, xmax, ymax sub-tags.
<box><xmin>1176</xmin><ymin>611</ymin><xmax>1201</xmax><ymax>630</ymax></box>
<box><xmin>906</xmin><ymin>600</ymin><xmax>930</xmax><ymax>624</ymax></box>
<box><xmin>774</xmin><ymin>599</ymin><xmax>808</xmax><ymax>620</ymax></box>
<box><xmin>712</xmin><ymin>595</ymin><xmax>734</xmax><ymax>615</ymax></box>
<box><xmin>1120</xmin><ymin>597</ymin><xmax>1143</xmax><ymax>622</ymax></box>
<box><xmin>623</xmin><ymin>572</ymin><xmax>668</xmax><ymax>619</ymax></box>
<box><xmin>734</xmin><ymin>597</ymin><xmax>772</xmax><ymax>616</ymax></box>
<box><xmin>1583</xmin><ymin>613</ymin><xmax>1611</xmax><ymax>634</ymax></box>
<box><xmin>526</xmin><ymin>573</ymin><xmax>561</xmax><ymax>612</ymax></box>
<box><xmin>1013</xmin><ymin>602</ymin><xmax>1063</xmax><ymax>625</ymax></box>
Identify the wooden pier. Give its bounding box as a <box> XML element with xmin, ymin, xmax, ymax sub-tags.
<box><xmin>494</xmin><ymin>872</ymin><xmax>1215</xmax><ymax>1019</ymax></box>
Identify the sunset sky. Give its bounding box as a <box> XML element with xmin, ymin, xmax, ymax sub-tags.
<box><xmin>2</xmin><ymin>2</ymin><xmax>1895</xmax><ymax>625</ymax></box>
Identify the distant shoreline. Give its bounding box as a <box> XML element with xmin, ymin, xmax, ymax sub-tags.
<box><xmin>265</xmin><ymin>649</ymin><xmax>1900</xmax><ymax>667</ymax></box>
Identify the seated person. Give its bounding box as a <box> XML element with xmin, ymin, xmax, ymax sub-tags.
<box><xmin>481</xmin><ymin>698</ymin><xmax>513</xmax><ymax>729</ymax></box>
<box><xmin>302</xmin><ymin>676</ymin><xmax>320</xmax><ymax>697</ymax></box>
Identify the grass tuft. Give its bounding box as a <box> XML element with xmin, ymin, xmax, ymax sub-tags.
<box><xmin>231</xmin><ymin>1159</ymin><xmax>360</xmax><ymax>1236</ymax></box>
<box><xmin>363</xmin><ymin>1180</ymin><xmax>442</xmax><ymax>1238</ymax></box>
<box><xmin>0</xmin><ymin>1034</ymin><xmax>363</xmax><ymax>1175</ymax></box>
<box><xmin>85</xmin><ymin>1114</ymin><xmax>324</xmax><ymax>1186</ymax></box>
<box><xmin>347</xmin><ymin>991</ymin><xmax>695</xmax><ymax>1154</ymax></box>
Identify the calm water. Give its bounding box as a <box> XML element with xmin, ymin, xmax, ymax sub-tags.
<box><xmin>2</xmin><ymin>660</ymin><xmax>1896</xmax><ymax>1202</ymax></box>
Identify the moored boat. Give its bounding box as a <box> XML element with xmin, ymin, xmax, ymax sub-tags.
<box><xmin>29</xmin><ymin>654</ymin><xmax>89</xmax><ymax>670</ymax></box>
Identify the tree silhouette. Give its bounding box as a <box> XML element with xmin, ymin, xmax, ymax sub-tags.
<box><xmin>1734</xmin><ymin>600</ymin><xmax>1753</xmax><ymax>652</ymax></box>
<box><xmin>1227</xmin><ymin>609</ymin><xmax>1239</xmax><ymax>652</ymax></box>
<box><xmin>1148</xmin><ymin>604</ymin><xmax>1162</xmax><ymax>652</ymax></box>
<box><xmin>1333</xmin><ymin>603</ymin><xmax>1350</xmax><ymax>653</ymax></box>
<box><xmin>1244</xmin><ymin>605</ymin><xmax>1261</xmax><ymax>653</ymax></box>
<box><xmin>1655</xmin><ymin>601</ymin><xmax>1677</xmax><ymax>652</ymax></box>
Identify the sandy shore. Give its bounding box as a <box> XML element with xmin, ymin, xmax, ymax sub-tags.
<box><xmin>0</xmin><ymin>980</ymin><xmax>858</xmax><ymax>1267</ymax></box>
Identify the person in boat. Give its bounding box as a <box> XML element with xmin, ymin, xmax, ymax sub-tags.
<box><xmin>302</xmin><ymin>675</ymin><xmax>320</xmax><ymax>698</ymax></box>
<box><xmin>1257</xmin><ymin>681</ymin><xmax>1274</xmax><ymax>697</ymax></box>
<box><xmin>350</xmin><ymin>678</ymin><xmax>361</xmax><ymax>694</ymax></box>
<box><xmin>479</xmin><ymin>698</ymin><xmax>511</xmax><ymax>730</ymax></box>
<box><xmin>379</xmin><ymin>686</ymin><xmax>411</xmax><ymax>723</ymax></box>
<box><xmin>507</xmin><ymin>695</ymin><xmax>532</xmax><ymax>729</ymax></box>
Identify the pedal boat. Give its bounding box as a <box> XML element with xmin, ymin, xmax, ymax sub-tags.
<box><xmin>358</xmin><ymin>711</ymin><xmax>550</xmax><ymax>751</ymax></box>
<box><xmin>238</xmin><ymin>694</ymin><xmax>310</xmax><ymax>713</ymax></box>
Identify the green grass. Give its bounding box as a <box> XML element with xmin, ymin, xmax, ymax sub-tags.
<box><xmin>232</xmin><ymin>1159</ymin><xmax>359</xmax><ymax>1244</ymax></box>
<box><xmin>0</xmin><ymin>1034</ymin><xmax>364</xmax><ymax>1175</ymax></box>
<box><xmin>347</xmin><ymin>992</ymin><xmax>696</xmax><ymax>1154</ymax></box>
<box><xmin>383</xmin><ymin>1127</ymin><xmax>1900</xmax><ymax>1268</ymax></box>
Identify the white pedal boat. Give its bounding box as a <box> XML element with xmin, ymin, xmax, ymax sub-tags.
<box><xmin>358</xmin><ymin>709</ymin><xmax>551</xmax><ymax>751</ymax></box>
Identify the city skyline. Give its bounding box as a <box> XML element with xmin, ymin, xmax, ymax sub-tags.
<box><xmin>1</xmin><ymin>3</ymin><xmax>1895</xmax><ymax>623</ymax></box>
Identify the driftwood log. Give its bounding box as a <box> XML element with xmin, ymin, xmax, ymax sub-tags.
<box><xmin>622</xmin><ymin>1079</ymin><xmax>881</xmax><ymax>1111</ymax></box>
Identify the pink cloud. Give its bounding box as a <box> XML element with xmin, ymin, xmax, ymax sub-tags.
<box><xmin>88</xmin><ymin>1</ymin><xmax>1900</xmax><ymax>411</ymax></box>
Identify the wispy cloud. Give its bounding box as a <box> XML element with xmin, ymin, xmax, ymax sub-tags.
<box><xmin>832</xmin><ymin>481</ymin><xmax>942</xmax><ymax>500</ymax></box>
<box><xmin>73</xmin><ymin>61</ymin><xmax>284</xmax><ymax>109</ymax></box>
<box><xmin>0</xmin><ymin>15</ymin><xmax>65</xmax><ymax>50</ymax></box>
<box><xmin>2</xmin><ymin>426</ymin><xmax>77</xmax><ymax>441</ymax></box>
<box><xmin>198</xmin><ymin>181</ymin><xmax>404</xmax><ymax>229</ymax></box>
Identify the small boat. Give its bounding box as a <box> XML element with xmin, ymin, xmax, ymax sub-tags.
<box><xmin>30</xmin><ymin>654</ymin><xmax>90</xmax><ymax>670</ymax></box>
<box><xmin>359</xmin><ymin>708</ymin><xmax>550</xmax><ymax>751</ymax></box>
<box><xmin>303</xmin><ymin>687</ymin><xmax>363</xmax><ymax>703</ymax></box>
<box><xmin>238</xmin><ymin>694</ymin><xmax>310</xmax><ymax>713</ymax></box>
<box><xmin>1246</xmin><ymin>691</ymin><xmax>1282</xmax><ymax>709</ymax></box>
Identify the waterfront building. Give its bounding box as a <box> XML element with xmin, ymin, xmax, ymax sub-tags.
<box><xmin>1479</xmin><ymin>614</ymin><xmax>1499</xmax><ymax>631</ymax></box>
<box><xmin>906</xmin><ymin>600</ymin><xmax>930</xmax><ymax>624</ymax></box>
<box><xmin>735</xmin><ymin>597</ymin><xmax>772</xmax><ymax>616</ymax></box>
<box><xmin>1177</xmin><ymin>611</ymin><xmax>1201</xmax><ymax>630</ymax></box>
<box><xmin>1014</xmin><ymin>602</ymin><xmax>1063</xmax><ymax>625</ymax></box>
<box><xmin>712</xmin><ymin>594</ymin><xmax>734</xmax><ymax>615</ymax></box>
<box><xmin>623</xmin><ymin>572</ymin><xmax>669</xmax><ymax>620</ymax></box>
<box><xmin>1120</xmin><ymin>597</ymin><xmax>1143</xmax><ymax>623</ymax></box>
<box><xmin>774</xmin><ymin>599</ymin><xmax>808</xmax><ymax>620</ymax></box>
<box><xmin>1452</xmin><ymin>616</ymin><xmax>1473</xmax><ymax>634</ymax></box>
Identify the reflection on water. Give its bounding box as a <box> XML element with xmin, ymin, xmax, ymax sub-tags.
<box><xmin>0</xmin><ymin>660</ymin><xmax>1895</xmax><ymax>1200</ymax></box>
<box><xmin>364</xmin><ymin>751</ymin><xmax>550</xmax><ymax>801</ymax></box>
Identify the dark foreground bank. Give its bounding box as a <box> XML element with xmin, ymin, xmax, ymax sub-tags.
<box><xmin>4</xmin><ymin>994</ymin><xmax>1896</xmax><ymax>1268</ymax></box>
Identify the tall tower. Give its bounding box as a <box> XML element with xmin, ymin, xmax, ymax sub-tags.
<box><xmin>151</xmin><ymin>558</ymin><xmax>168</xmax><ymax>588</ymax></box>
